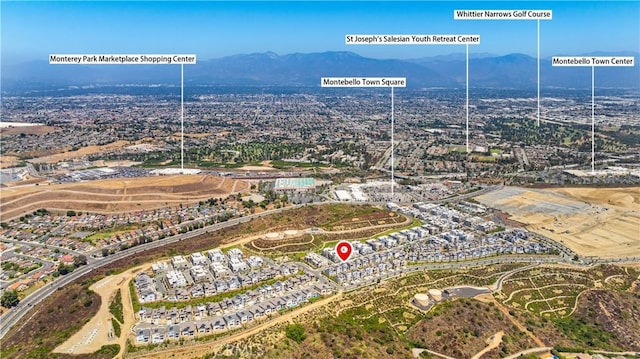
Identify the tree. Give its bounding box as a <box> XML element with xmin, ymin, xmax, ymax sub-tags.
<box><xmin>74</xmin><ymin>254</ymin><xmax>88</xmax><ymax>267</ymax></box>
<box><xmin>285</xmin><ymin>323</ymin><xmax>306</xmax><ymax>344</ymax></box>
<box><xmin>57</xmin><ymin>264</ymin><xmax>73</xmax><ymax>275</ymax></box>
<box><xmin>101</xmin><ymin>248</ymin><xmax>109</xmax><ymax>257</ymax></box>
<box><xmin>1</xmin><ymin>290</ymin><xmax>19</xmax><ymax>308</ymax></box>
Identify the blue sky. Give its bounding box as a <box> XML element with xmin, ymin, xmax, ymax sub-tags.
<box><xmin>1</xmin><ymin>1</ymin><xmax>638</xmax><ymax>63</ymax></box>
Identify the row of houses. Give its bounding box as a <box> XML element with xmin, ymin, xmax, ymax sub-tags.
<box><xmin>135</xmin><ymin>287</ymin><xmax>329</xmax><ymax>343</ymax></box>
<box><xmin>136</xmin><ymin>260</ymin><xmax>299</xmax><ymax>303</ymax></box>
<box><xmin>134</xmin><ymin>263</ymin><xmax>302</xmax><ymax>303</ymax></box>
<box><xmin>138</xmin><ymin>275</ymin><xmax>326</xmax><ymax>323</ymax></box>
<box><xmin>317</xmin><ymin>202</ymin><xmax>549</xmax><ymax>286</ymax></box>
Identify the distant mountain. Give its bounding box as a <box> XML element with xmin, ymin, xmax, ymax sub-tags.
<box><xmin>413</xmin><ymin>52</ymin><xmax>640</xmax><ymax>89</ymax></box>
<box><xmin>2</xmin><ymin>51</ymin><xmax>639</xmax><ymax>91</ymax></box>
<box><xmin>187</xmin><ymin>51</ymin><xmax>456</xmax><ymax>87</ymax></box>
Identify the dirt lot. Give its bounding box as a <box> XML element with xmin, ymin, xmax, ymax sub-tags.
<box><xmin>0</xmin><ymin>155</ymin><xmax>22</xmax><ymax>169</ymax></box>
<box><xmin>0</xmin><ymin>125</ymin><xmax>60</xmax><ymax>136</ymax></box>
<box><xmin>53</xmin><ymin>266</ymin><xmax>143</xmax><ymax>357</ymax></box>
<box><xmin>27</xmin><ymin>140</ymin><xmax>131</xmax><ymax>163</ymax></box>
<box><xmin>476</xmin><ymin>186</ymin><xmax>640</xmax><ymax>259</ymax></box>
<box><xmin>0</xmin><ymin>175</ymin><xmax>248</xmax><ymax>220</ymax></box>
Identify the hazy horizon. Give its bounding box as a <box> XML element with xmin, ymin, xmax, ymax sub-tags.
<box><xmin>2</xmin><ymin>1</ymin><xmax>639</xmax><ymax>64</ymax></box>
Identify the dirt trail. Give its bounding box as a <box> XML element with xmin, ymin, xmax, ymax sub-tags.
<box><xmin>471</xmin><ymin>331</ymin><xmax>504</xmax><ymax>359</ymax></box>
<box><xmin>475</xmin><ymin>294</ymin><xmax>545</xmax><ymax>347</ymax></box>
<box><xmin>116</xmin><ymin>269</ymin><xmax>139</xmax><ymax>359</ymax></box>
<box><xmin>128</xmin><ymin>292</ymin><xmax>343</xmax><ymax>359</ymax></box>
<box><xmin>52</xmin><ymin>265</ymin><xmax>149</xmax><ymax>355</ymax></box>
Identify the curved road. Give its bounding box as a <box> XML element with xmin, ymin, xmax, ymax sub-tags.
<box><xmin>1</xmin><ymin>189</ymin><xmax>629</xmax><ymax>340</ymax></box>
<box><xmin>0</xmin><ymin>205</ymin><xmax>297</xmax><ymax>339</ymax></box>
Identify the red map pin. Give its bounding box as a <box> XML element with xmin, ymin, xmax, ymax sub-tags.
<box><xmin>336</xmin><ymin>241</ymin><xmax>353</xmax><ymax>262</ymax></box>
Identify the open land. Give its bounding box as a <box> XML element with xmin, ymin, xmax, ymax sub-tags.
<box><xmin>0</xmin><ymin>156</ymin><xmax>22</xmax><ymax>169</ymax></box>
<box><xmin>203</xmin><ymin>264</ymin><xmax>639</xmax><ymax>359</ymax></box>
<box><xmin>2</xmin><ymin>200</ymin><xmax>639</xmax><ymax>359</ymax></box>
<box><xmin>24</xmin><ymin>141</ymin><xmax>132</xmax><ymax>164</ymax></box>
<box><xmin>0</xmin><ymin>204</ymin><xmax>398</xmax><ymax>359</ymax></box>
<box><xmin>476</xmin><ymin>187</ymin><xmax>640</xmax><ymax>258</ymax></box>
<box><xmin>0</xmin><ymin>175</ymin><xmax>248</xmax><ymax>220</ymax></box>
<box><xmin>53</xmin><ymin>266</ymin><xmax>141</xmax><ymax>357</ymax></box>
<box><xmin>0</xmin><ymin>125</ymin><xmax>60</xmax><ymax>136</ymax></box>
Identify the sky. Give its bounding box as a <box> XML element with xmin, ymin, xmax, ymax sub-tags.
<box><xmin>1</xmin><ymin>1</ymin><xmax>639</xmax><ymax>63</ymax></box>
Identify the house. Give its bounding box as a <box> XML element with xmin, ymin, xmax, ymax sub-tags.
<box><xmin>136</xmin><ymin>327</ymin><xmax>151</xmax><ymax>343</ymax></box>
<box><xmin>8</xmin><ymin>279</ymin><xmax>32</xmax><ymax>291</ymax></box>
<box><xmin>237</xmin><ymin>310</ymin><xmax>253</xmax><ymax>323</ymax></box>
<box><xmin>138</xmin><ymin>307</ymin><xmax>152</xmax><ymax>322</ymax></box>
<box><xmin>190</xmin><ymin>252</ymin><xmax>208</xmax><ymax>266</ymax></box>
<box><xmin>167</xmin><ymin>324</ymin><xmax>180</xmax><ymax>339</ymax></box>
<box><xmin>60</xmin><ymin>254</ymin><xmax>75</xmax><ymax>266</ymax></box>
<box><xmin>190</xmin><ymin>285</ymin><xmax>204</xmax><ymax>298</ymax></box>
<box><xmin>166</xmin><ymin>307</ymin><xmax>179</xmax><ymax>323</ymax></box>
<box><xmin>227</xmin><ymin>248</ymin><xmax>243</xmax><ymax>258</ymax></box>
<box><xmin>196</xmin><ymin>321</ymin><xmax>210</xmax><ymax>334</ymax></box>
<box><xmin>228</xmin><ymin>258</ymin><xmax>248</xmax><ymax>272</ymax></box>
<box><xmin>165</xmin><ymin>270</ymin><xmax>187</xmax><ymax>288</ymax></box>
<box><xmin>212</xmin><ymin>316</ymin><xmax>226</xmax><ymax>330</ymax></box>
<box><xmin>295</xmin><ymin>292</ymin><xmax>307</xmax><ymax>304</ymax></box>
<box><xmin>247</xmin><ymin>256</ymin><xmax>264</xmax><ymax>268</ymax></box>
<box><xmin>190</xmin><ymin>266</ymin><xmax>210</xmax><ymax>283</ymax></box>
<box><xmin>195</xmin><ymin>304</ymin><xmax>207</xmax><ymax>318</ymax></box>
<box><xmin>152</xmin><ymin>306</ymin><xmax>166</xmax><ymax>321</ymax></box>
<box><xmin>273</xmin><ymin>298</ymin><xmax>286</xmax><ymax>310</ymax></box>
<box><xmin>283</xmin><ymin>294</ymin><xmax>297</xmax><ymax>308</ymax></box>
<box><xmin>207</xmin><ymin>249</ymin><xmax>226</xmax><ymax>263</ymax></box>
<box><xmin>210</xmin><ymin>262</ymin><xmax>231</xmax><ymax>278</ymax></box>
<box><xmin>179</xmin><ymin>306</ymin><xmax>192</xmax><ymax>322</ymax></box>
<box><xmin>139</xmin><ymin>289</ymin><xmax>157</xmax><ymax>303</ymax></box>
<box><xmin>224</xmin><ymin>314</ymin><xmax>241</xmax><ymax>328</ymax></box>
<box><xmin>180</xmin><ymin>322</ymin><xmax>195</xmax><ymax>336</ymax></box>
<box><xmin>207</xmin><ymin>302</ymin><xmax>222</xmax><ymax>316</ymax></box>
<box><xmin>250</xmin><ymin>305</ymin><xmax>265</xmax><ymax>319</ymax></box>
<box><xmin>171</xmin><ymin>255</ymin><xmax>189</xmax><ymax>270</ymax></box>
<box><xmin>151</xmin><ymin>326</ymin><xmax>166</xmax><ymax>343</ymax></box>
<box><xmin>203</xmin><ymin>283</ymin><xmax>216</xmax><ymax>296</ymax></box>
<box><xmin>214</xmin><ymin>279</ymin><xmax>228</xmax><ymax>292</ymax></box>
<box><xmin>260</xmin><ymin>301</ymin><xmax>275</xmax><ymax>315</ymax></box>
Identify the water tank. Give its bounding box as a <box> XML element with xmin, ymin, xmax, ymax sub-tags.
<box><xmin>428</xmin><ymin>289</ymin><xmax>443</xmax><ymax>301</ymax></box>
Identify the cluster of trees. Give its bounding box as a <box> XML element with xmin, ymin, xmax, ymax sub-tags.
<box><xmin>55</xmin><ymin>254</ymin><xmax>88</xmax><ymax>276</ymax></box>
<box><xmin>1</xmin><ymin>290</ymin><xmax>19</xmax><ymax>308</ymax></box>
<box><xmin>285</xmin><ymin>323</ymin><xmax>306</xmax><ymax>344</ymax></box>
<box><xmin>19</xmin><ymin>209</ymin><xmax>50</xmax><ymax>223</ymax></box>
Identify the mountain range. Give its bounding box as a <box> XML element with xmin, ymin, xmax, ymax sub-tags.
<box><xmin>2</xmin><ymin>51</ymin><xmax>639</xmax><ymax>91</ymax></box>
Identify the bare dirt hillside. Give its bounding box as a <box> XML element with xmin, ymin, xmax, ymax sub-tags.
<box><xmin>0</xmin><ymin>175</ymin><xmax>248</xmax><ymax>220</ymax></box>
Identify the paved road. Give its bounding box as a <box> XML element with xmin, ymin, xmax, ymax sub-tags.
<box><xmin>503</xmin><ymin>347</ymin><xmax>553</xmax><ymax>359</ymax></box>
<box><xmin>0</xmin><ymin>205</ymin><xmax>299</xmax><ymax>339</ymax></box>
<box><xmin>339</xmin><ymin>255</ymin><xmax>569</xmax><ymax>292</ymax></box>
<box><xmin>493</xmin><ymin>263</ymin><xmax>539</xmax><ymax>291</ymax></box>
<box><xmin>0</xmin><ymin>252</ymin><xmax>55</xmax><ymax>290</ymax></box>
<box><xmin>1</xmin><ymin>238</ymin><xmax>90</xmax><ymax>263</ymax></box>
<box><xmin>1</xmin><ymin>192</ymin><xmax>630</xmax><ymax>339</ymax></box>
